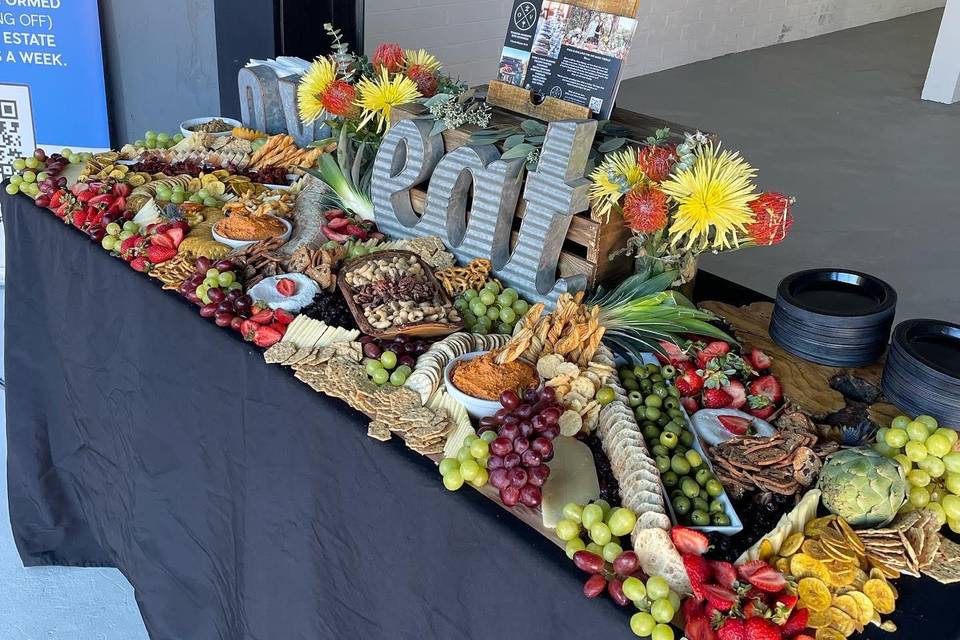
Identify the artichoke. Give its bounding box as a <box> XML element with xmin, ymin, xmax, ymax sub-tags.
<box><xmin>817</xmin><ymin>447</ymin><xmax>908</xmax><ymax>528</ymax></box>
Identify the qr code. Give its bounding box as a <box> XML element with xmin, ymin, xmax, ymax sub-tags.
<box><xmin>0</xmin><ymin>84</ymin><xmax>35</xmax><ymax>181</ymax></box>
<box><xmin>588</xmin><ymin>96</ymin><xmax>604</xmax><ymax>113</ymax></box>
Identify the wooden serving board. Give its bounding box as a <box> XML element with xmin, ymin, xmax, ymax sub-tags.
<box><xmin>700</xmin><ymin>301</ymin><xmax>902</xmax><ymax>429</ymax></box>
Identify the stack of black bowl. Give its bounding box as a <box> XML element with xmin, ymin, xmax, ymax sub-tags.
<box><xmin>883</xmin><ymin>319</ymin><xmax>960</xmax><ymax>427</ymax></box>
<box><xmin>769</xmin><ymin>269</ymin><xmax>897</xmax><ymax>367</ymax></box>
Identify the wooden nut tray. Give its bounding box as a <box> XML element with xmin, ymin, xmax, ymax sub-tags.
<box><xmin>337</xmin><ymin>249</ymin><xmax>464</xmax><ymax>339</ymax></box>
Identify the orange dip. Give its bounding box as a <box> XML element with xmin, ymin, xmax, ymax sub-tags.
<box><xmin>452</xmin><ymin>353</ymin><xmax>538</xmax><ymax>401</ymax></box>
<box><xmin>216</xmin><ymin>214</ymin><xmax>285</xmax><ymax>241</ymax></box>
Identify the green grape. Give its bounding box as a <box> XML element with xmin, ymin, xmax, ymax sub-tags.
<box><xmin>156</xmin><ymin>132</ymin><xmax>170</xmax><ymax>144</ymax></box>
<box><xmin>562</xmin><ymin>502</ymin><xmax>584</xmax><ymax>523</ymax></box>
<box><xmin>443</xmin><ymin>470</ymin><xmax>464</xmax><ymax>491</ymax></box>
<box><xmin>485</xmin><ymin>306</ymin><xmax>500</xmax><ymax>321</ymax></box>
<box><xmin>197</xmin><ymin>188</ymin><xmax>210</xmax><ymax>199</ymax></box>
<box><xmin>155</xmin><ymin>188</ymin><xmax>172</xmax><ymax>201</ymax></box>
<box><xmin>667</xmin><ymin>591</ymin><xmax>680</xmax><ymax>612</ymax></box>
<box><xmin>61</xmin><ymin>147</ymin><xmax>73</xmax><ymax>156</ymax></box>
<box><xmin>144</xmin><ymin>139</ymin><xmax>157</xmax><ymax>149</ymax></box>
<box><xmin>119</xmin><ymin>230</ymin><xmax>135</xmax><ymax>241</ymax></box>
<box><xmin>623</xmin><ymin>576</ymin><xmax>646</xmax><ymax>602</ymax></box>
<box><xmin>4</xmin><ymin>183</ymin><xmax>18</xmax><ymax>195</ymax></box>
<box><xmin>21</xmin><ymin>170</ymin><xmax>36</xmax><ymax>183</ymax></box>
<box><xmin>389</xmin><ymin>369</ymin><xmax>408</xmax><ymax>386</ymax></box>
<box><xmin>594</xmin><ymin>499</ymin><xmax>611</xmax><ymax>518</ymax></box>
<box><xmin>36</xmin><ymin>171</ymin><xmax>49</xmax><ymax>182</ymax></box>
<box><xmin>512</xmin><ymin>299</ymin><xmax>529</xmax><ymax>315</ymax></box>
<box><xmin>228</xmin><ymin>282</ymin><xmax>242</xmax><ymax>291</ymax></box>
<box><xmin>589</xmin><ymin>522</ymin><xmax>611</xmax><ymax>545</ymax></box>
<box><xmin>123</xmin><ymin>221</ymin><xmax>140</xmax><ymax>234</ymax></box>
<box><xmin>555</xmin><ymin>519</ymin><xmax>580</xmax><ymax>542</ymax></box>
<box><xmin>607</xmin><ymin>507</ymin><xmax>637</xmax><ymax>536</ymax></box>
<box><xmin>906</xmin><ymin>421</ymin><xmax>930</xmax><ymax>442</ymax></box>
<box><xmin>469</xmin><ymin>438</ymin><xmax>489</xmax><ymax>459</ymax></box>
<box><xmin>499</xmin><ymin>307</ymin><xmax>517</xmax><ymax>324</ymax></box>
<box><xmin>133</xmin><ymin>140</ymin><xmax>145</xmax><ymax>148</ymax></box>
<box><xmin>439</xmin><ymin>458</ymin><xmax>460</xmax><ymax>477</ymax></box>
<box><xmin>173</xmin><ymin>133</ymin><xmax>185</xmax><ymax>143</ymax></box>
<box><xmin>462</xmin><ymin>288</ymin><xmax>478</xmax><ymax>301</ymax></box>
<box><xmin>928</xmin><ymin>502</ymin><xmax>947</xmax><ymax>527</ymax></box>
<box><xmin>12</xmin><ymin>158</ymin><xmax>26</xmax><ymax>171</ymax></box>
<box><xmin>950</xmin><ymin>517</ymin><xmax>960</xmax><ymax>535</ymax></box>
<box><xmin>495</xmin><ymin>323</ymin><xmax>512</xmax><ymax>335</ymax></box>
<box><xmin>905</xmin><ymin>441</ymin><xmax>928</xmax><ymax>463</ymax></box>
<box><xmin>937</xmin><ymin>428</ymin><xmax>959</xmax><ymax>447</ymax></box>
<box><xmin>145</xmin><ymin>130</ymin><xmax>157</xmax><ymax>140</ymax></box>
<box><xmin>601</xmin><ymin>542</ymin><xmax>623</xmax><ymax>562</ymax></box>
<box><xmin>170</xmin><ymin>192</ymin><xmax>185</xmax><ymax>204</ymax></box>
<box><xmin>469</xmin><ymin>300</ymin><xmax>487</xmax><ymax>317</ymax></box>
<box><xmin>685</xmin><ymin>449</ymin><xmax>703</xmax><ymax>468</ymax></box>
<box><xmin>630</xmin><ymin>612</ymin><xmax>656</xmax><ymax>637</ymax></box>
<box><xmin>943</xmin><ymin>494</ymin><xmax>960</xmax><ymax>520</ymax></box>
<box><xmin>652</xmin><ymin>623</ymin><xmax>674</xmax><ymax>640</ymax></box>
<box><xmin>203</xmin><ymin>197</ymin><xmax>219</xmax><ymax>207</ymax></box>
<box><xmin>650</xmin><ymin>598</ymin><xmax>674</xmax><ymax>623</ymax></box>
<box><xmin>187</xmin><ymin>194</ymin><xmax>202</xmax><ymax>204</ymax></box>
<box><xmin>893</xmin><ymin>453</ymin><xmax>912</xmax><ymax>472</ymax></box>
<box><xmin>371</xmin><ymin>368</ymin><xmax>389</xmax><ymax>385</ymax></box>
<box><xmin>459</xmin><ymin>459</ymin><xmax>481</xmax><ymax>482</ymax></box>
<box><xmin>581</xmin><ymin>503</ymin><xmax>603</xmax><ymax>528</ymax></box>
<box><xmin>585</xmin><ymin>542</ymin><xmax>604</xmax><ymax>556</ymax></box>
<box><xmin>646</xmin><ymin>576</ymin><xmax>670</xmax><ymax>600</ymax></box>
<box><xmin>217</xmin><ymin>272</ymin><xmax>235</xmax><ymax>287</ymax></box>
<box><xmin>101</xmin><ymin>236</ymin><xmax>117</xmax><ymax>251</ymax></box>
<box><xmin>919</xmin><ymin>456</ymin><xmax>946</xmax><ymax>478</ymax></box>
<box><xmin>926</xmin><ymin>433</ymin><xmax>952</xmax><ymax>458</ymax></box>
<box><xmin>907</xmin><ymin>468</ymin><xmax>931</xmax><ymax>487</ymax></box>
<box><xmin>917</xmin><ymin>415</ymin><xmax>939</xmax><ymax>430</ymax></box>
<box><xmin>9</xmin><ymin>175</ymin><xmax>22</xmax><ymax>185</ymax></box>
<box><xmin>564</xmin><ymin>537</ymin><xmax>586</xmax><ymax>559</ymax></box>
<box><xmin>469</xmin><ymin>468</ymin><xmax>488</xmax><ymax>488</ymax></box>
<box><xmin>480</xmin><ymin>430</ymin><xmax>497</xmax><ymax>443</ymax></box>
<box><xmin>380</xmin><ymin>351</ymin><xmax>398</xmax><ymax>369</ymax></box>
<box><xmin>891</xmin><ymin>415</ymin><xmax>911</xmax><ymax>430</ymax></box>
<box><xmin>946</xmin><ymin>472</ymin><xmax>960</xmax><ymax>495</ymax></box>
<box><xmin>479</xmin><ymin>290</ymin><xmax>496</xmax><ymax>306</ymax></box>
<box><xmin>105</xmin><ymin>222</ymin><xmax>121</xmax><ymax>235</ymax></box>
<box><xmin>483</xmin><ymin>280</ymin><xmax>501</xmax><ymax>294</ymax></box>
<box><xmin>944</xmin><ymin>452</ymin><xmax>960</xmax><ymax>474</ymax></box>
<box><xmin>24</xmin><ymin>157</ymin><xmax>40</xmax><ymax>169</ymax></box>
<box><xmin>457</xmin><ymin>446</ymin><xmax>473</xmax><ymax>464</ymax></box>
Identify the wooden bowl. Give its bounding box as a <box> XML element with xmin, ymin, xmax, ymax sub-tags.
<box><xmin>337</xmin><ymin>249</ymin><xmax>464</xmax><ymax>339</ymax></box>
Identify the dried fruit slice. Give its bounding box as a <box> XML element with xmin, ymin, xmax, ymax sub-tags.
<box><xmin>832</xmin><ymin>594</ymin><xmax>862</xmax><ymax>627</ymax></box>
<box><xmin>814</xmin><ymin>628</ymin><xmax>846</xmax><ymax>640</ymax></box>
<box><xmin>781</xmin><ymin>531</ymin><xmax>805</xmax><ymax>557</ymax></box>
<box><xmin>863</xmin><ymin>578</ymin><xmax>896</xmax><ymax>614</ymax></box>
<box><xmin>791</xmin><ymin>554</ymin><xmax>832</xmax><ymax>582</ymax></box>
<box><xmin>798</xmin><ymin>577</ymin><xmax>833</xmax><ymax>612</ymax></box>
<box><xmin>847</xmin><ymin>591</ymin><xmax>875</xmax><ymax>627</ymax></box>
<box><xmin>805</xmin><ymin>515</ymin><xmax>838</xmax><ymax>539</ymax></box>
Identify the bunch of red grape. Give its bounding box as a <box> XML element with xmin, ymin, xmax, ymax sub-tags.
<box><xmin>480</xmin><ymin>387</ymin><xmax>562</xmax><ymax>509</ymax></box>
<box><xmin>359</xmin><ymin>335</ymin><xmax>429</xmax><ymax>369</ymax></box>
<box><xmin>180</xmin><ymin>257</ymin><xmax>250</xmax><ymax>328</ymax></box>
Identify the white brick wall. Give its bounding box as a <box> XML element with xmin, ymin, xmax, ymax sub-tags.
<box><xmin>364</xmin><ymin>0</ymin><xmax>946</xmax><ymax>84</ymax></box>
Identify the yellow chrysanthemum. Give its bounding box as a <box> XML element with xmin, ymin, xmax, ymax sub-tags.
<box><xmin>660</xmin><ymin>144</ymin><xmax>758</xmax><ymax>251</ymax></box>
<box><xmin>355</xmin><ymin>67</ymin><xmax>421</xmax><ymax>134</ymax></box>
<box><xmin>297</xmin><ymin>57</ymin><xmax>338</xmax><ymax>124</ymax></box>
<box><xmin>589</xmin><ymin>148</ymin><xmax>645</xmax><ymax>222</ymax></box>
<box><xmin>404</xmin><ymin>49</ymin><xmax>442</xmax><ymax>73</ymax></box>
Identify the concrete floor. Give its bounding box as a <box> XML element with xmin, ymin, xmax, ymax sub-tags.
<box><xmin>619</xmin><ymin>9</ymin><xmax>960</xmax><ymax>324</ymax></box>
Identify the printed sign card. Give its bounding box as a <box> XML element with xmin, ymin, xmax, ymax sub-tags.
<box><xmin>497</xmin><ymin>0</ymin><xmax>638</xmax><ymax>118</ymax></box>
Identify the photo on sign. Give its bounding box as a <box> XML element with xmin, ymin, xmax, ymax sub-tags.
<box><xmin>562</xmin><ymin>7</ymin><xmax>636</xmax><ymax>59</ymax></box>
<box><xmin>531</xmin><ymin>1</ymin><xmax>572</xmax><ymax>60</ymax></box>
<box><xmin>0</xmin><ymin>83</ymin><xmax>36</xmax><ymax>180</ymax></box>
<box><xmin>497</xmin><ymin>47</ymin><xmax>531</xmax><ymax>86</ymax></box>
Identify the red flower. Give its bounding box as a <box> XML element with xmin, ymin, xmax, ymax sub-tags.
<box><xmin>372</xmin><ymin>43</ymin><xmax>405</xmax><ymax>73</ymax></box>
<box><xmin>747</xmin><ymin>192</ymin><xmax>794</xmax><ymax>245</ymax></box>
<box><xmin>622</xmin><ymin>184</ymin><xmax>669</xmax><ymax>233</ymax></box>
<box><xmin>638</xmin><ymin>144</ymin><xmax>678</xmax><ymax>183</ymax></box>
<box><xmin>321</xmin><ymin>80</ymin><xmax>357</xmax><ymax>117</ymax></box>
<box><xmin>406</xmin><ymin>64</ymin><xmax>438</xmax><ymax>97</ymax></box>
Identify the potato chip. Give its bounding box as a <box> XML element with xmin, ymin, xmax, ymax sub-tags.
<box><xmin>798</xmin><ymin>577</ymin><xmax>833</xmax><ymax>612</ymax></box>
<box><xmin>848</xmin><ymin>591</ymin><xmax>874</xmax><ymax>626</ymax></box>
<box><xmin>781</xmin><ymin>531</ymin><xmax>805</xmax><ymax>557</ymax></box>
<box><xmin>863</xmin><ymin>578</ymin><xmax>896</xmax><ymax>614</ymax></box>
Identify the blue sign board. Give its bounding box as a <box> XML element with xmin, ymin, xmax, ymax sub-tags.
<box><xmin>0</xmin><ymin>0</ymin><xmax>110</xmax><ymax>167</ymax></box>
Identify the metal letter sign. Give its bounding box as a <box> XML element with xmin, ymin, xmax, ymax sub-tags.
<box><xmin>238</xmin><ymin>67</ymin><xmax>326</xmax><ymax>144</ymax></box>
<box><xmin>371</xmin><ymin>118</ymin><xmax>597</xmax><ymax>305</ymax></box>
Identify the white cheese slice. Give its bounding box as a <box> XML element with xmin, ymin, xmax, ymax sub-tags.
<box><xmin>737</xmin><ymin>489</ymin><xmax>821</xmax><ymax>563</ymax></box>
<box><xmin>541</xmin><ymin>436</ymin><xmax>601</xmax><ymax>529</ymax></box>
<box><xmin>428</xmin><ymin>390</ymin><xmax>474</xmax><ymax>459</ymax></box>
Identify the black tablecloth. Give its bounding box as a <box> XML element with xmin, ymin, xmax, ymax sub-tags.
<box><xmin>4</xmin><ymin>193</ymin><xmax>957</xmax><ymax>639</ymax></box>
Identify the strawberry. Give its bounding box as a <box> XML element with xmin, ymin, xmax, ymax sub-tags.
<box><xmin>676</xmin><ymin>369</ymin><xmax>705</xmax><ymax>397</ymax></box>
<box><xmin>240</xmin><ymin>319</ymin><xmax>259</xmax><ymax>340</ymax></box>
<box><xmin>151</xmin><ymin>232</ymin><xmax>175</xmax><ymax>249</ymax></box>
<box><xmin>273</xmin><ymin>309</ymin><xmax>295</xmax><ymax>325</ymax></box>
<box><xmin>747</xmin><ymin>398</ymin><xmax>776</xmax><ymax>420</ymax></box>
<box><xmin>742</xmin><ymin>565</ymin><xmax>786</xmax><ymax>594</ymax></box>
<box><xmin>253</xmin><ymin>325</ymin><xmax>282</xmax><ymax>348</ymax></box>
<box><xmin>657</xmin><ymin>339</ymin><xmax>691</xmax><ymax>365</ymax></box>
<box><xmin>72</xmin><ymin>210</ymin><xmax>88</xmax><ymax>229</ymax></box>
<box><xmin>682</xmin><ymin>596</ymin><xmax>704</xmax><ymax>622</ymax></box>
<box><xmin>671</xmin><ymin>526</ymin><xmax>710</xmax><ymax>555</ymax></box>
<box><xmin>737</xmin><ymin>560</ymin><xmax>768</xmax><ymax>581</ymax></box>
<box><xmin>166</xmin><ymin>227</ymin><xmax>185</xmax><ymax>247</ymax></box>
<box><xmin>681</xmin><ymin>396</ymin><xmax>700</xmax><ymax>414</ymax></box>
<box><xmin>146</xmin><ymin>245</ymin><xmax>177</xmax><ymax>264</ymax></box>
<box><xmin>119</xmin><ymin>235</ymin><xmax>140</xmax><ymax>257</ymax></box>
<box><xmin>717</xmin><ymin>618</ymin><xmax>747</xmax><ymax>640</ymax></box>
<box><xmin>112</xmin><ymin>183</ymin><xmax>132</xmax><ymax>198</ymax></box>
<box><xmin>49</xmin><ymin>190</ymin><xmax>64</xmax><ymax>209</ymax></box>
<box><xmin>129</xmin><ymin>256</ymin><xmax>148</xmax><ymax>272</ymax></box>
<box><xmin>774</xmin><ymin>594</ymin><xmax>798</xmax><ymax>613</ymax></box>
<box><xmin>708</xmin><ymin>560</ymin><xmax>739</xmax><ymax>590</ymax></box>
<box><xmin>697</xmin><ymin>341</ymin><xmax>731</xmax><ymax>368</ymax></box>
<box><xmin>76</xmin><ymin>189</ymin><xmax>96</xmax><ymax>203</ymax></box>
<box><xmin>703</xmin><ymin>388</ymin><xmax>734</xmax><ymax>409</ymax></box>
<box><xmin>742</xmin><ymin>598</ymin><xmax>768</xmax><ymax>619</ymax></box>
<box><xmin>323</xmin><ymin>209</ymin><xmax>346</xmax><ymax>220</ymax></box>
<box><xmin>749</xmin><ymin>375</ymin><xmax>783</xmax><ymax>404</ymax></box>
<box><xmin>269</xmin><ymin>321</ymin><xmax>287</xmax><ymax>335</ymax></box>
<box><xmin>718</xmin><ymin>415</ymin><xmax>751</xmax><ymax>436</ymax></box>
<box><xmin>722</xmin><ymin>379</ymin><xmax>747</xmax><ymax>409</ymax></box>
<box><xmin>793</xmin><ymin>635</ymin><xmax>815</xmax><ymax>640</ymax></box>
<box><xmin>748</xmin><ymin>348</ymin><xmax>772</xmax><ymax>371</ymax></box>
<box><xmin>704</xmin><ymin>584</ymin><xmax>738</xmax><ymax>612</ymax></box>
<box><xmin>686</xmin><ymin>615</ymin><xmax>717</xmax><ymax>640</ymax></box>
<box><xmin>683</xmin><ymin>553</ymin><xmax>712</xmax><ymax>601</ymax></box>
<box><xmin>276</xmin><ymin>278</ymin><xmax>297</xmax><ymax>297</ymax></box>
<box><xmin>344</xmin><ymin>223</ymin><xmax>369</xmax><ymax>240</ymax></box>
<box><xmin>745</xmin><ymin>617</ymin><xmax>782</xmax><ymax>640</ymax></box>
<box><xmin>780</xmin><ymin>607</ymin><xmax>808</xmax><ymax>637</ymax></box>
<box><xmin>249</xmin><ymin>308</ymin><xmax>275</xmax><ymax>324</ymax></box>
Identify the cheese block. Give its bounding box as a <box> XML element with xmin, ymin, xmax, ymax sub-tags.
<box><xmin>281</xmin><ymin>315</ymin><xmax>359</xmax><ymax>349</ymax></box>
<box><xmin>737</xmin><ymin>489</ymin><xmax>821</xmax><ymax>563</ymax></box>
<box><xmin>541</xmin><ymin>436</ymin><xmax>601</xmax><ymax>529</ymax></box>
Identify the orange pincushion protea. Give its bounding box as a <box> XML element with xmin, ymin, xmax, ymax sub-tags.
<box><xmin>372</xmin><ymin>43</ymin><xmax>405</xmax><ymax>73</ymax></box>
<box><xmin>322</xmin><ymin>80</ymin><xmax>358</xmax><ymax>117</ymax></box>
<box><xmin>637</xmin><ymin>145</ymin><xmax>678</xmax><ymax>183</ymax></box>
<box><xmin>406</xmin><ymin>64</ymin><xmax>438</xmax><ymax>97</ymax></box>
<box><xmin>623</xmin><ymin>184</ymin><xmax>669</xmax><ymax>233</ymax></box>
<box><xmin>746</xmin><ymin>192</ymin><xmax>794</xmax><ymax>245</ymax></box>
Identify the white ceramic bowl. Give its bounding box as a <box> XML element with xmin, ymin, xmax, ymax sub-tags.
<box><xmin>179</xmin><ymin>116</ymin><xmax>242</xmax><ymax>138</ymax></box>
<box><xmin>444</xmin><ymin>351</ymin><xmax>505</xmax><ymax>420</ymax></box>
<box><xmin>211</xmin><ymin>215</ymin><xmax>292</xmax><ymax>250</ymax></box>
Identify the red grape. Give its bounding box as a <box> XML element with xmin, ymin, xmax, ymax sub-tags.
<box><xmin>399</xmin><ymin>355</ymin><xmax>416</xmax><ymax>368</ymax></box>
<box><xmin>494</xmin><ymin>408</ymin><xmax>511</xmax><ymax>422</ymax></box>
<box><xmin>541</xmin><ymin>406</ymin><xmax>561</xmax><ymax>426</ymax></box>
<box><xmin>214</xmin><ymin>260</ymin><xmax>235</xmax><ymax>272</ymax></box>
<box><xmin>230</xmin><ymin>316</ymin><xmax>244</xmax><ymax>331</ymax></box>
<box><xmin>613</xmin><ymin>551</ymin><xmax>640</xmax><ymax>577</ymax></box>
<box><xmin>207</xmin><ymin>287</ymin><xmax>225</xmax><ymax>304</ymax></box>
<box><xmin>489</xmin><ymin>468</ymin><xmax>510</xmax><ymax>490</ymax></box>
<box><xmin>573</xmin><ymin>551</ymin><xmax>606</xmax><ymax>574</ymax></box>
<box><xmin>519</xmin><ymin>420</ymin><xmax>534</xmax><ymax>438</ymax></box>
<box><xmin>34</xmin><ymin>195</ymin><xmax>50</xmax><ymax>208</ymax></box>
<box><xmin>583</xmin><ymin>574</ymin><xmax>607</xmax><ymax>598</ymax></box>
<box><xmin>523</xmin><ymin>388</ymin><xmax>539</xmax><ymax>403</ymax></box>
<box><xmin>521</xmin><ymin>449</ymin><xmax>541</xmax><ymax>467</ymax></box>
<box><xmin>527</xmin><ymin>464</ymin><xmax>550</xmax><ymax>487</ymax></box>
<box><xmin>607</xmin><ymin>579</ymin><xmax>630</xmax><ymax>606</ymax></box>
<box><xmin>235</xmin><ymin>295</ymin><xmax>252</xmax><ymax>311</ymax></box>
<box><xmin>363</xmin><ymin>342</ymin><xmax>383</xmax><ymax>359</ymax></box>
<box><xmin>541</xmin><ymin>426</ymin><xmax>560</xmax><ymax>441</ymax></box>
<box><xmin>214</xmin><ymin>312</ymin><xmax>233</xmax><ymax>327</ymax></box>
<box><xmin>499</xmin><ymin>423</ymin><xmax>520</xmax><ymax>442</ymax></box>
<box><xmin>503</xmin><ymin>453</ymin><xmax>521</xmax><ymax>469</ymax></box>
<box><xmin>225</xmin><ymin>290</ymin><xmax>240</xmax><ymax>303</ymax></box>
<box><xmin>513</xmin><ymin>437</ymin><xmax>530</xmax><ymax>456</ymax></box>
<box><xmin>479</xmin><ymin>416</ymin><xmax>499</xmax><ymax>431</ymax></box>
<box><xmin>200</xmin><ymin>303</ymin><xmax>218</xmax><ymax>318</ymax></box>
<box><xmin>499</xmin><ymin>389</ymin><xmax>520</xmax><ymax>409</ymax></box>
<box><xmin>519</xmin><ymin>483</ymin><xmax>542</xmax><ymax>507</ymax></box>
<box><xmin>508</xmin><ymin>467</ymin><xmax>528</xmax><ymax>487</ymax></box>
<box><xmin>539</xmin><ymin>386</ymin><xmax>557</xmax><ymax>402</ymax></box>
<box><xmin>515</xmin><ymin>403</ymin><xmax>533</xmax><ymax>419</ymax></box>
<box><xmin>487</xmin><ymin>455</ymin><xmax>504</xmax><ymax>470</ymax></box>
<box><xmin>490</xmin><ymin>437</ymin><xmax>513</xmax><ymax>457</ymax></box>
<box><xmin>502</xmin><ymin>415</ymin><xmax>519</xmax><ymax>426</ymax></box>
<box><xmin>531</xmin><ymin>437</ymin><xmax>553</xmax><ymax>458</ymax></box>
<box><xmin>195</xmin><ymin>257</ymin><xmax>212</xmax><ymax>272</ymax></box>
<box><xmin>499</xmin><ymin>485</ymin><xmax>520</xmax><ymax>507</ymax></box>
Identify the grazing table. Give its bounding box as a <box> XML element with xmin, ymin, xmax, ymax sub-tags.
<box><xmin>4</xmin><ymin>193</ymin><xmax>957</xmax><ymax>639</ymax></box>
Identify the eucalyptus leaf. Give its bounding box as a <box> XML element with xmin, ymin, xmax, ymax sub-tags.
<box><xmin>501</xmin><ymin>142</ymin><xmax>535</xmax><ymax>160</ymax></box>
<box><xmin>520</xmin><ymin>119</ymin><xmax>546</xmax><ymax>135</ymax></box>
<box><xmin>423</xmin><ymin>93</ymin><xmax>454</xmax><ymax>108</ymax></box>
<box><xmin>598</xmin><ymin>137</ymin><xmax>627</xmax><ymax>153</ymax></box>
<box><xmin>503</xmin><ymin>134</ymin><xmax>527</xmax><ymax>150</ymax></box>
<box><xmin>526</xmin><ymin>135</ymin><xmax>545</xmax><ymax>144</ymax></box>
<box><xmin>430</xmin><ymin>120</ymin><xmax>450</xmax><ymax>137</ymax></box>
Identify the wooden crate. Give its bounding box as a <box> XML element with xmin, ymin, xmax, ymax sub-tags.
<box><xmin>392</xmin><ymin>97</ymin><xmax>697</xmax><ymax>290</ymax></box>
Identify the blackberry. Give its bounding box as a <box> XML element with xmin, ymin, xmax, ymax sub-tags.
<box><xmin>300</xmin><ymin>290</ymin><xmax>357</xmax><ymax>329</ymax></box>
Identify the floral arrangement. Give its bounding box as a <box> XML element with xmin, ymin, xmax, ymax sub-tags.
<box><xmin>589</xmin><ymin>130</ymin><xmax>795</xmax><ymax>283</ymax></box>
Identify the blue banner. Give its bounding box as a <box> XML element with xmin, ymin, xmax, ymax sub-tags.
<box><xmin>0</xmin><ymin>0</ymin><xmax>110</xmax><ymax>153</ymax></box>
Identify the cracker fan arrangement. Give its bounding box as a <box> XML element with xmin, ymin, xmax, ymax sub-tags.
<box><xmin>7</xmin><ymin>24</ymin><xmax>960</xmax><ymax>640</ymax></box>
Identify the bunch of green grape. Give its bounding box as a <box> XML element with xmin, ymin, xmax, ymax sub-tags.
<box><xmin>154</xmin><ymin>183</ymin><xmax>223</xmax><ymax>208</ymax></box>
<box><xmin>874</xmin><ymin>414</ymin><xmax>960</xmax><ymax>532</ymax></box>
<box><xmin>556</xmin><ymin>500</ymin><xmax>638</xmax><ymax>561</ymax></box>
<box><xmin>439</xmin><ymin>433</ymin><xmax>493</xmax><ymax>490</ymax></box>
<box><xmin>133</xmin><ymin>130</ymin><xmax>184</xmax><ymax>150</ymax></box>
<box><xmin>101</xmin><ymin>221</ymin><xmax>141</xmax><ymax>252</ymax></box>
<box><xmin>625</xmin><ymin>574</ymin><xmax>680</xmax><ymax>640</ymax></box>
<box><xmin>364</xmin><ymin>350</ymin><xmax>413</xmax><ymax>387</ymax></box>
<box><xmin>454</xmin><ymin>281</ymin><xmax>530</xmax><ymax>336</ymax></box>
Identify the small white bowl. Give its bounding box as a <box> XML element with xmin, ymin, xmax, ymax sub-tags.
<box><xmin>211</xmin><ymin>215</ymin><xmax>292</xmax><ymax>250</ymax></box>
<box><xmin>179</xmin><ymin>116</ymin><xmax>242</xmax><ymax>138</ymax></box>
<box><xmin>444</xmin><ymin>351</ymin><xmax>505</xmax><ymax>420</ymax></box>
